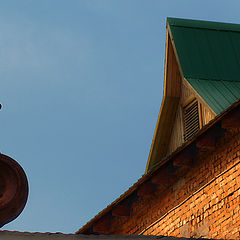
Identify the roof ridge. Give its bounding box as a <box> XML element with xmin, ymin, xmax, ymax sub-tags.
<box><xmin>167</xmin><ymin>17</ymin><xmax>240</xmax><ymax>33</ymax></box>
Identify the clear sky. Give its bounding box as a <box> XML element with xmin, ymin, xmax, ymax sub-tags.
<box><xmin>1</xmin><ymin>0</ymin><xmax>240</xmax><ymax>234</ymax></box>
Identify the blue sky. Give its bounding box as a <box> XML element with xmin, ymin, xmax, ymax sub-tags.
<box><xmin>1</xmin><ymin>0</ymin><xmax>240</xmax><ymax>234</ymax></box>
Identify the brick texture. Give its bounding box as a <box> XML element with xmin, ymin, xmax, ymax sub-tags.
<box><xmin>106</xmin><ymin>129</ymin><xmax>240</xmax><ymax>239</ymax></box>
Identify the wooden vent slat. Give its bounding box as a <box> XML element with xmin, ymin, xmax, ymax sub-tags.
<box><xmin>185</xmin><ymin>117</ymin><xmax>199</xmax><ymax>129</ymax></box>
<box><xmin>185</xmin><ymin>105</ymin><xmax>198</xmax><ymax>115</ymax></box>
<box><xmin>183</xmin><ymin>101</ymin><xmax>200</xmax><ymax>141</ymax></box>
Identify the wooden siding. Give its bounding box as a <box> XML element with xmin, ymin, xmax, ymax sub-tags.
<box><xmin>167</xmin><ymin>105</ymin><xmax>184</xmax><ymax>154</ymax></box>
<box><xmin>201</xmin><ymin>103</ymin><xmax>215</xmax><ymax>125</ymax></box>
<box><xmin>167</xmin><ymin>80</ymin><xmax>216</xmax><ymax>155</ymax></box>
<box><xmin>181</xmin><ymin>80</ymin><xmax>194</xmax><ymax>105</ymax></box>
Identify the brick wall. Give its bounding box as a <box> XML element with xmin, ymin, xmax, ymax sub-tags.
<box><xmin>107</xmin><ymin>129</ymin><xmax>240</xmax><ymax>239</ymax></box>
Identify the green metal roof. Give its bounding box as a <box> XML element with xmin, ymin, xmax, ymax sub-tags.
<box><xmin>168</xmin><ymin>18</ymin><xmax>240</xmax><ymax>114</ymax></box>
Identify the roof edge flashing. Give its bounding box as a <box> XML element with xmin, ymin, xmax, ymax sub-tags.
<box><xmin>167</xmin><ymin>17</ymin><xmax>240</xmax><ymax>33</ymax></box>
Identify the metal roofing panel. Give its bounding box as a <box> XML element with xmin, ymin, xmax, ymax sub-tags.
<box><xmin>170</xmin><ymin>25</ymin><xmax>240</xmax><ymax>81</ymax></box>
<box><xmin>187</xmin><ymin>78</ymin><xmax>240</xmax><ymax>114</ymax></box>
<box><xmin>168</xmin><ymin>18</ymin><xmax>240</xmax><ymax>114</ymax></box>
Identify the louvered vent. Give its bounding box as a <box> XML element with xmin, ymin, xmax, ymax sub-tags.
<box><xmin>183</xmin><ymin>101</ymin><xmax>200</xmax><ymax>141</ymax></box>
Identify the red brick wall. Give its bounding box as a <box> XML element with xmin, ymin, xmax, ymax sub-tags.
<box><xmin>107</xmin><ymin>129</ymin><xmax>240</xmax><ymax>239</ymax></box>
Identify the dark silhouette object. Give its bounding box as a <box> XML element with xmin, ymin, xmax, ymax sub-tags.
<box><xmin>0</xmin><ymin>154</ymin><xmax>28</xmax><ymax>227</ymax></box>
